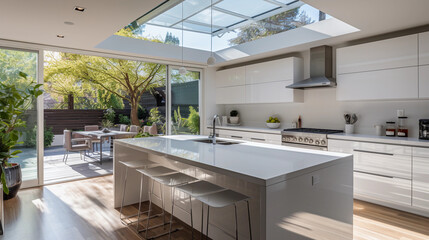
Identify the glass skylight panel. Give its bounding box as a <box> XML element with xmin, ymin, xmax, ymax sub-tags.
<box><xmin>179</xmin><ymin>21</ymin><xmax>220</xmax><ymax>33</ymax></box>
<box><xmin>188</xmin><ymin>8</ymin><xmax>245</xmax><ymax>28</ymax></box>
<box><xmin>215</xmin><ymin>0</ymin><xmax>279</xmax><ymax>17</ymax></box>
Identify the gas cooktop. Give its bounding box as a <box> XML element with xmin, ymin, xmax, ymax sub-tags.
<box><xmin>282</xmin><ymin>128</ymin><xmax>343</xmax><ymax>134</ymax></box>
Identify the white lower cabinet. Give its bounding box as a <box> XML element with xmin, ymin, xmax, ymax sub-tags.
<box><xmin>217</xmin><ymin>129</ymin><xmax>281</xmax><ymax>145</ymax></box>
<box><xmin>412</xmin><ymin>147</ymin><xmax>429</xmax><ymax>210</ymax></box>
<box><xmin>354</xmin><ymin>171</ymin><xmax>412</xmax><ymax>205</ymax></box>
<box><xmin>328</xmin><ymin>139</ymin><xmax>417</xmax><ymax>211</ymax></box>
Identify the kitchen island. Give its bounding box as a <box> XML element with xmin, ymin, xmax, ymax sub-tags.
<box><xmin>113</xmin><ymin>135</ymin><xmax>353</xmax><ymax>240</ymax></box>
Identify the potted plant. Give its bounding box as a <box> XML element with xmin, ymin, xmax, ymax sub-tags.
<box><xmin>0</xmin><ymin>72</ymin><xmax>43</xmax><ymax>199</ymax></box>
<box><xmin>229</xmin><ymin>110</ymin><xmax>240</xmax><ymax>124</ymax></box>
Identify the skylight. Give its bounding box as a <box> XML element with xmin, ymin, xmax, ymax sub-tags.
<box><xmin>118</xmin><ymin>0</ymin><xmax>335</xmax><ymax>51</ymax></box>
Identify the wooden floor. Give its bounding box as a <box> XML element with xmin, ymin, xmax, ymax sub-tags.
<box><xmin>2</xmin><ymin>176</ymin><xmax>429</xmax><ymax>240</ymax></box>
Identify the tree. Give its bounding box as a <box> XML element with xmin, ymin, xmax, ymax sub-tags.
<box><xmin>165</xmin><ymin>32</ymin><xmax>180</xmax><ymax>45</ymax></box>
<box><xmin>0</xmin><ymin>49</ymin><xmax>37</xmax><ymax>88</ymax></box>
<box><xmin>44</xmin><ymin>52</ymin><xmax>166</xmax><ymax>125</ymax></box>
<box><xmin>228</xmin><ymin>7</ymin><xmax>313</xmax><ymax>45</ymax></box>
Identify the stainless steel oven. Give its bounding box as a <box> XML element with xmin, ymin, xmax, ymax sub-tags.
<box><xmin>281</xmin><ymin>128</ymin><xmax>343</xmax><ymax>150</ymax></box>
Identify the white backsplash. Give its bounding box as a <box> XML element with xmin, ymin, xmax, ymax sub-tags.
<box><xmin>222</xmin><ymin>87</ymin><xmax>429</xmax><ymax>138</ymax></box>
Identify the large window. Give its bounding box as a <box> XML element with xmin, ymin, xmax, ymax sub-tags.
<box><xmin>0</xmin><ymin>48</ymin><xmax>39</xmax><ymax>184</ymax></box>
<box><xmin>170</xmin><ymin>68</ymin><xmax>200</xmax><ymax>135</ymax></box>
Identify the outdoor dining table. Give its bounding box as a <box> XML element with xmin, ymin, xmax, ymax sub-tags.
<box><xmin>78</xmin><ymin>130</ymin><xmax>137</xmax><ymax>164</ymax></box>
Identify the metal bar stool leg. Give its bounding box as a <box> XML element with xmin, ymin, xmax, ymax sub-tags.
<box><xmin>144</xmin><ymin>180</ymin><xmax>155</xmax><ymax>239</ymax></box>
<box><xmin>168</xmin><ymin>187</ymin><xmax>176</xmax><ymax>240</ymax></box>
<box><xmin>119</xmin><ymin>167</ymin><xmax>129</xmax><ymax>224</ymax></box>
<box><xmin>201</xmin><ymin>203</ymin><xmax>204</xmax><ymax>240</ymax></box>
<box><xmin>190</xmin><ymin>195</ymin><xmax>194</xmax><ymax>240</ymax></box>
<box><xmin>136</xmin><ymin>174</ymin><xmax>144</xmax><ymax>231</ymax></box>
<box><xmin>247</xmin><ymin>200</ymin><xmax>252</xmax><ymax>240</ymax></box>
<box><xmin>234</xmin><ymin>203</ymin><xmax>238</xmax><ymax>240</ymax></box>
<box><xmin>206</xmin><ymin>206</ymin><xmax>210</xmax><ymax>240</ymax></box>
<box><xmin>160</xmin><ymin>183</ymin><xmax>166</xmax><ymax>228</ymax></box>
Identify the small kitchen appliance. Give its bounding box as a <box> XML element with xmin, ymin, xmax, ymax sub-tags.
<box><xmin>282</xmin><ymin>128</ymin><xmax>343</xmax><ymax>151</ymax></box>
<box><xmin>419</xmin><ymin>119</ymin><xmax>429</xmax><ymax>140</ymax></box>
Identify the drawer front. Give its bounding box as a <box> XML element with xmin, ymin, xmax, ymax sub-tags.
<box><xmin>353</xmin><ymin>141</ymin><xmax>412</xmax><ymax>156</ymax></box>
<box><xmin>354</xmin><ymin>171</ymin><xmax>411</xmax><ymax>206</ymax></box>
<box><xmin>413</xmin><ymin>147</ymin><xmax>429</xmax><ymax>158</ymax></box>
<box><xmin>327</xmin><ymin>139</ymin><xmax>354</xmax><ymax>154</ymax></box>
<box><xmin>412</xmin><ymin>156</ymin><xmax>429</xmax><ymax>210</ymax></box>
<box><xmin>353</xmin><ymin>150</ymin><xmax>412</xmax><ymax>179</ymax></box>
<box><xmin>218</xmin><ymin>130</ymin><xmax>281</xmax><ymax>144</ymax></box>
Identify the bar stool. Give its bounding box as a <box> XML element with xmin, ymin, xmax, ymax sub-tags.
<box><xmin>119</xmin><ymin>159</ymin><xmax>156</xmax><ymax>225</ymax></box>
<box><xmin>175</xmin><ymin>181</ymin><xmax>226</xmax><ymax>239</ymax></box>
<box><xmin>197</xmin><ymin>189</ymin><xmax>252</xmax><ymax>240</ymax></box>
<box><xmin>135</xmin><ymin>166</ymin><xmax>178</xmax><ymax>233</ymax></box>
<box><xmin>141</xmin><ymin>171</ymin><xmax>198</xmax><ymax>240</ymax></box>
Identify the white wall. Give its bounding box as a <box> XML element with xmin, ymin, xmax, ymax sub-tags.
<box><xmin>208</xmin><ymin>49</ymin><xmax>429</xmax><ymax>138</ymax></box>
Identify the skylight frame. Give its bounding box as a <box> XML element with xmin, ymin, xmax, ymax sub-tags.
<box><xmin>138</xmin><ymin>0</ymin><xmax>305</xmax><ymax>37</ymax></box>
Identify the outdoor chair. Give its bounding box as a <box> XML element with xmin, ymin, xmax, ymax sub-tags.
<box><xmin>129</xmin><ymin>125</ymin><xmax>140</xmax><ymax>133</ymax></box>
<box><xmin>63</xmin><ymin>130</ymin><xmax>92</xmax><ymax>163</ymax></box>
<box><xmin>119</xmin><ymin>124</ymin><xmax>128</xmax><ymax>132</ymax></box>
<box><xmin>84</xmin><ymin>125</ymin><xmax>101</xmax><ymax>152</ymax></box>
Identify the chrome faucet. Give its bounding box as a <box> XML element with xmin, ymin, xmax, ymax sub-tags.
<box><xmin>210</xmin><ymin>114</ymin><xmax>218</xmax><ymax>144</ymax></box>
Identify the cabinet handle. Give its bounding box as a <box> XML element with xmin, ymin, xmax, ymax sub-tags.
<box><xmin>353</xmin><ymin>149</ymin><xmax>394</xmax><ymax>156</ymax></box>
<box><xmin>354</xmin><ymin>170</ymin><xmax>394</xmax><ymax>179</ymax></box>
<box><xmin>251</xmin><ymin>138</ymin><xmax>265</xmax><ymax>141</ymax></box>
<box><xmin>231</xmin><ymin>135</ymin><xmax>243</xmax><ymax>139</ymax></box>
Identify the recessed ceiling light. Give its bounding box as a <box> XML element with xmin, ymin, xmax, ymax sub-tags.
<box><xmin>64</xmin><ymin>21</ymin><xmax>74</xmax><ymax>25</ymax></box>
<box><xmin>74</xmin><ymin>6</ymin><xmax>85</xmax><ymax>12</ymax></box>
<box><xmin>57</xmin><ymin>35</ymin><xmax>65</xmax><ymax>38</ymax></box>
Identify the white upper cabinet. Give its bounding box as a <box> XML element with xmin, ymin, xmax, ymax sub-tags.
<box><xmin>245</xmin><ymin>57</ymin><xmax>303</xmax><ymax>84</ymax></box>
<box><xmin>419</xmin><ymin>31</ymin><xmax>429</xmax><ymax>65</ymax></box>
<box><xmin>336</xmin><ymin>34</ymin><xmax>420</xmax><ymax>101</ymax></box>
<box><xmin>215</xmin><ymin>66</ymin><xmax>246</xmax><ymax>88</ymax></box>
<box><xmin>337</xmin><ymin>34</ymin><xmax>418</xmax><ymax>74</ymax></box>
<box><xmin>337</xmin><ymin>67</ymin><xmax>418</xmax><ymax>101</ymax></box>
<box><xmin>419</xmin><ymin>65</ymin><xmax>429</xmax><ymax>98</ymax></box>
<box><xmin>215</xmin><ymin>57</ymin><xmax>303</xmax><ymax>104</ymax></box>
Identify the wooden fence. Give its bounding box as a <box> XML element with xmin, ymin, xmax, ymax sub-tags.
<box><xmin>44</xmin><ymin>109</ymin><xmax>130</xmax><ymax>134</ymax></box>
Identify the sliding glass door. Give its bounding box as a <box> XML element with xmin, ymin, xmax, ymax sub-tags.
<box><xmin>0</xmin><ymin>47</ymin><xmax>42</xmax><ymax>188</ymax></box>
<box><xmin>169</xmin><ymin>67</ymin><xmax>201</xmax><ymax>135</ymax></box>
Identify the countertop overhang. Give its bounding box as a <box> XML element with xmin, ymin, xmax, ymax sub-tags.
<box><xmin>115</xmin><ymin>135</ymin><xmax>352</xmax><ymax>186</ymax></box>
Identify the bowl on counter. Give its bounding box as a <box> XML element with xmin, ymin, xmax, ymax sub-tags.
<box><xmin>266</xmin><ymin>122</ymin><xmax>280</xmax><ymax>129</ymax></box>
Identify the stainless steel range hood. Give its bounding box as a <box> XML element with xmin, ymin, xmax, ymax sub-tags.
<box><xmin>287</xmin><ymin>45</ymin><xmax>335</xmax><ymax>89</ymax></box>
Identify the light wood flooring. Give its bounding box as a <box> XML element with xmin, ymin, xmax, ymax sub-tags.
<box><xmin>2</xmin><ymin>176</ymin><xmax>429</xmax><ymax>240</ymax></box>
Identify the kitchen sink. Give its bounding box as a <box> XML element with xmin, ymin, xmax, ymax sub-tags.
<box><xmin>192</xmin><ymin>138</ymin><xmax>242</xmax><ymax>145</ymax></box>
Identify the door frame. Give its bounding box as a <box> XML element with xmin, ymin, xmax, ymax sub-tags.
<box><xmin>167</xmin><ymin>65</ymin><xmax>203</xmax><ymax>135</ymax></box>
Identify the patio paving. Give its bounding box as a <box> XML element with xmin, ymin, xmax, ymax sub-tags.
<box><xmin>11</xmin><ymin>143</ymin><xmax>113</xmax><ymax>185</ymax></box>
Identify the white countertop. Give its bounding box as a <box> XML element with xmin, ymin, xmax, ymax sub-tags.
<box><xmin>329</xmin><ymin>133</ymin><xmax>429</xmax><ymax>147</ymax></box>
<box><xmin>116</xmin><ymin>135</ymin><xmax>351</xmax><ymax>186</ymax></box>
<box><xmin>207</xmin><ymin>125</ymin><xmax>282</xmax><ymax>134</ymax></box>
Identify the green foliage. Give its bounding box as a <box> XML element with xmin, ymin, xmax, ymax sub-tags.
<box><xmin>104</xmin><ymin>108</ymin><xmax>116</xmax><ymax>122</ymax></box>
<box><xmin>134</xmin><ymin>132</ymin><xmax>153</xmax><ymax>138</ymax></box>
<box><xmin>101</xmin><ymin>119</ymin><xmax>114</xmax><ymax>129</ymax></box>
<box><xmin>172</xmin><ymin>107</ymin><xmax>185</xmax><ymax>135</ymax></box>
<box><xmin>44</xmin><ymin>50</ymin><xmax>166</xmax><ymax>124</ymax></box>
<box><xmin>147</xmin><ymin>108</ymin><xmax>166</xmax><ymax>134</ymax></box>
<box><xmin>230</xmin><ymin>110</ymin><xmax>239</xmax><ymax>117</ymax></box>
<box><xmin>0</xmin><ymin>49</ymin><xmax>37</xmax><ymax>88</ymax></box>
<box><xmin>186</xmin><ymin>107</ymin><xmax>200</xmax><ymax>134</ymax></box>
<box><xmin>24</xmin><ymin>126</ymin><xmax>54</xmax><ymax>148</ymax></box>
<box><xmin>0</xmin><ymin>72</ymin><xmax>43</xmax><ymax>194</ymax></box>
<box><xmin>228</xmin><ymin>7</ymin><xmax>313</xmax><ymax>45</ymax></box>
<box><xmin>118</xmin><ymin>114</ymin><xmax>131</xmax><ymax>125</ymax></box>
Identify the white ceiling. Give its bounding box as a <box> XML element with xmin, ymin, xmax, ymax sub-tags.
<box><xmin>1</xmin><ymin>0</ymin><xmax>429</xmax><ymax>66</ymax></box>
<box><xmin>0</xmin><ymin>0</ymin><xmax>162</xmax><ymax>51</ymax></box>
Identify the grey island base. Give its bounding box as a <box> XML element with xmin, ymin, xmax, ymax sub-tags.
<box><xmin>113</xmin><ymin>135</ymin><xmax>353</xmax><ymax>240</ymax></box>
